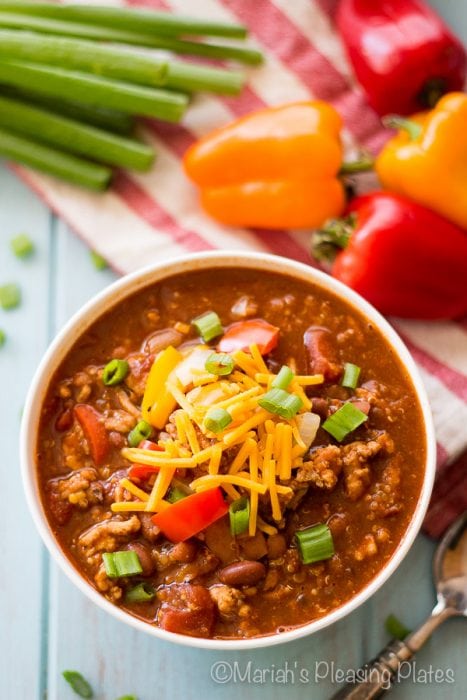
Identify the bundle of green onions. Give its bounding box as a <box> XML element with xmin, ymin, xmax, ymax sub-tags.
<box><xmin>0</xmin><ymin>0</ymin><xmax>263</xmax><ymax>190</ymax></box>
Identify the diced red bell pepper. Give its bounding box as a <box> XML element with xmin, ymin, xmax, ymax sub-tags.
<box><xmin>218</xmin><ymin>318</ymin><xmax>279</xmax><ymax>355</ymax></box>
<box><xmin>152</xmin><ymin>487</ymin><xmax>229</xmax><ymax>542</ymax></box>
<box><xmin>128</xmin><ymin>440</ymin><xmax>164</xmax><ymax>481</ymax></box>
<box><xmin>74</xmin><ymin>403</ymin><xmax>109</xmax><ymax>466</ymax></box>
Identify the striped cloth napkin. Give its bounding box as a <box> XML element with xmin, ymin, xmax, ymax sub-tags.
<box><xmin>13</xmin><ymin>0</ymin><xmax>467</xmax><ymax>537</ymax></box>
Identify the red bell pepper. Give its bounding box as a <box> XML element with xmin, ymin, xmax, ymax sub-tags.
<box><xmin>336</xmin><ymin>0</ymin><xmax>466</xmax><ymax>116</ymax></box>
<box><xmin>152</xmin><ymin>487</ymin><xmax>228</xmax><ymax>542</ymax></box>
<box><xmin>312</xmin><ymin>192</ymin><xmax>467</xmax><ymax>320</ymax></box>
<box><xmin>74</xmin><ymin>403</ymin><xmax>109</xmax><ymax>466</ymax></box>
<box><xmin>128</xmin><ymin>440</ymin><xmax>164</xmax><ymax>481</ymax></box>
<box><xmin>218</xmin><ymin>319</ymin><xmax>279</xmax><ymax>355</ymax></box>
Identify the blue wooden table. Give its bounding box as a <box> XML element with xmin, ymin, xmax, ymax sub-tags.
<box><xmin>1</xmin><ymin>2</ymin><xmax>466</xmax><ymax>697</ymax></box>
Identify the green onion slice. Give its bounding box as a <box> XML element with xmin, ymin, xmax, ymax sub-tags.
<box><xmin>62</xmin><ymin>670</ymin><xmax>93</xmax><ymax>698</ymax></box>
<box><xmin>229</xmin><ymin>496</ymin><xmax>250</xmax><ymax>535</ymax></box>
<box><xmin>102</xmin><ymin>550</ymin><xmax>142</xmax><ymax>578</ymax></box>
<box><xmin>341</xmin><ymin>362</ymin><xmax>361</xmax><ymax>389</ymax></box>
<box><xmin>205</xmin><ymin>352</ymin><xmax>234</xmax><ymax>376</ymax></box>
<box><xmin>125</xmin><ymin>582</ymin><xmax>156</xmax><ymax>603</ymax></box>
<box><xmin>102</xmin><ymin>358</ymin><xmax>129</xmax><ymax>386</ymax></box>
<box><xmin>296</xmin><ymin>523</ymin><xmax>334</xmax><ymax>565</ymax></box>
<box><xmin>271</xmin><ymin>365</ymin><xmax>294</xmax><ymax>390</ymax></box>
<box><xmin>0</xmin><ymin>330</ymin><xmax>5</xmax><ymax>348</ymax></box>
<box><xmin>166</xmin><ymin>486</ymin><xmax>188</xmax><ymax>503</ymax></box>
<box><xmin>385</xmin><ymin>614</ymin><xmax>411</xmax><ymax>641</ymax></box>
<box><xmin>204</xmin><ymin>407</ymin><xmax>232</xmax><ymax>434</ymax></box>
<box><xmin>258</xmin><ymin>388</ymin><xmax>302</xmax><ymax>420</ymax></box>
<box><xmin>192</xmin><ymin>310</ymin><xmax>223</xmax><ymax>342</ymax></box>
<box><xmin>116</xmin><ymin>696</ymin><xmax>138</xmax><ymax>700</ymax></box>
<box><xmin>90</xmin><ymin>250</ymin><xmax>108</xmax><ymax>270</ymax></box>
<box><xmin>128</xmin><ymin>420</ymin><xmax>153</xmax><ymax>447</ymax></box>
<box><xmin>322</xmin><ymin>402</ymin><xmax>368</xmax><ymax>442</ymax></box>
<box><xmin>10</xmin><ymin>233</ymin><xmax>34</xmax><ymax>258</ymax></box>
<box><xmin>0</xmin><ymin>283</ymin><xmax>21</xmax><ymax>310</ymax></box>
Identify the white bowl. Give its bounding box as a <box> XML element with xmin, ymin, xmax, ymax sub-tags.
<box><xmin>20</xmin><ymin>251</ymin><xmax>436</xmax><ymax>650</ymax></box>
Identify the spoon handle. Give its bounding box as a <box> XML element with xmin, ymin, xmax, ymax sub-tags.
<box><xmin>330</xmin><ymin>603</ymin><xmax>457</xmax><ymax>699</ymax></box>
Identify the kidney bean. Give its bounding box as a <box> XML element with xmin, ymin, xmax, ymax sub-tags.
<box><xmin>126</xmin><ymin>541</ymin><xmax>156</xmax><ymax>576</ymax></box>
<box><xmin>170</xmin><ymin>540</ymin><xmax>198</xmax><ymax>563</ymax></box>
<box><xmin>266</xmin><ymin>534</ymin><xmax>287</xmax><ymax>560</ymax></box>
<box><xmin>304</xmin><ymin>326</ymin><xmax>342</xmax><ymax>382</ymax></box>
<box><xmin>219</xmin><ymin>560</ymin><xmax>266</xmax><ymax>587</ymax></box>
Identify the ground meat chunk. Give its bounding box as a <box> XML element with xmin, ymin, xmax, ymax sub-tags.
<box><xmin>365</xmin><ymin>460</ymin><xmax>402</xmax><ymax>517</ymax></box>
<box><xmin>209</xmin><ymin>584</ymin><xmax>245</xmax><ymax>619</ymax></box>
<box><xmin>138</xmin><ymin>512</ymin><xmax>161</xmax><ymax>542</ymax></box>
<box><xmin>125</xmin><ymin>352</ymin><xmax>154</xmax><ymax>398</ymax></box>
<box><xmin>78</xmin><ymin>515</ymin><xmax>141</xmax><ymax>562</ymax></box>
<box><xmin>295</xmin><ymin>433</ymin><xmax>393</xmax><ymax>501</ymax></box>
<box><xmin>296</xmin><ymin>445</ymin><xmax>343</xmax><ymax>489</ymax></box>
<box><xmin>61</xmin><ymin>421</ymin><xmax>90</xmax><ymax>470</ymax></box>
<box><xmin>48</xmin><ymin>467</ymin><xmax>102</xmax><ymax>511</ymax></box>
<box><xmin>104</xmin><ymin>409</ymin><xmax>137</xmax><ymax>433</ymax></box>
<box><xmin>157</xmin><ymin>547</ymin><xmax>219</xmax><ymax>584</ymax></box>
<box><xmin>354</xmin><ymin>534</ymin><xmax>378</xmax><ymax>561</ymax></box>
<box><xmin>94</xmin><ymin>563</ymin><xmax>123</xmax><ymax>603</ymax></box>
<box><xmin>342</xmin><ymin>433</ymin><xmax>394</xmax><ymax>501</ymax></box>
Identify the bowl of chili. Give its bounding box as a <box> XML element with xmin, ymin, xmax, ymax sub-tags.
<box><xmin>20</xmin><ymin>251</ymin><xmax>436</xmax><ymax>649</ymax></box>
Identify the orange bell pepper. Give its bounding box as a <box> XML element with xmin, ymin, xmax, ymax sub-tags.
<box><xmin>183</xmin><ymin>101</ymin><xmax>346</xmax><ymax>229</ymax></box>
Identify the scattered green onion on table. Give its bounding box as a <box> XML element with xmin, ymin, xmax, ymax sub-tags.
<box><xmin>0</xmin><ymin>1</ymin><xmax>262</xmax><ymax>189</ymax></box>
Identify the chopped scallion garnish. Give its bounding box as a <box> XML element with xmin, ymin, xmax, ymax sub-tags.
<box><xmin>90</xmin><ymin>250</ymin><xmax>108</xmax><ymax>270</ymax></box>
<box><xmin>116</xmin><ymin>696</ymin><xmax>138</xmax><ymax>700</ymax></box>
<box><xmin>0</xmin><ymin>283</ymin><xmax>21</xmax><ymax>310</ymax></box>
<box><xmin>385</xmin><ymin>614</ymin><xmax>411</xmax><ymax>640</ymax></box>
<box><xmin>125</xmin><ymin>582</ymin><xmax>156</xmax><ymax>603</ymax></box>
<box><xmin>102</xmin><ymin>550</ymin><xmax>142</xmax><ymax>578</ymax></box>
<box><xmin>10</xmin><ymin>233</ymin><xmax>34</xmax><ymax>258</ymax></box>
<box><xmin>229</xmin><ymin>496</ymin><xmax>250</xmax><ymax>535</ymax></box>
<box><xmin>62</xmin><ymin>670</ymin><xmax>94</xmax><ymax>698</ymax></box>
<box><xmin>341</xmin><ymin>362</ymin><xmax>361</xmax><ymax>389</ymax></box>
<box><xmin>192</xmin><ymin>310</ymin><xmax>223</xmax><ymax>342</ymax></box>
<box><xmin>102</xmin><ymin>358</ymin><xmax>129</xmax><ymax>386</ymax></box>
<box><xmin>0</xmin><ymin>330</ymin><xmax>5</xmax><ymax>348</ymax></box>
<box><xmin>204</xmin><ymin>407</ymin><xmax>232</xmax><ymax>434</ymax></box>
<box><xmin>258</xmin><ymin>388</ymin><xmax>302</xmax><ymax>420</ymax></box>
<box><xmin>322</xmin><ymin>402</ymin><xmax>367</xmax><ymax>442</ymax></box>
<box><xmin>296</xmin><ymin>523</ymin><xmax>334</xmax><ymax>565</ymax></box>
<box><xmin>128</xmin><ymin>420</ymin><xmax>153</xmax><ymax>447</ymax></box>
<box><xmin>205</xmin><ymin>352</ymin><xmax>234</xmax><ymax>376</ymax></box>
<box><xmin>271</xmin><ymin>365</ymin><xmax>294</xmax><ymax>390</ymax></box>
<box><xmin>166</xmin><ymin>486</ymin><xmax>188</xmax><ymax>504</ymax></box>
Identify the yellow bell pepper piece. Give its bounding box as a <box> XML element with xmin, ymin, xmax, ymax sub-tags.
<box><xmin>376</xmin><ymin>92</ymin><xmax>467</xmax><ymax>230</ymax></box>
<box><xmin>142</xmin><ymin>345</ymin><xmax>182</xmax><ymax>429</ymax></box>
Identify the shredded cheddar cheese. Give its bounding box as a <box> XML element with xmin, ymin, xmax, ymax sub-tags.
<box><xmin>119</xmin><ymin>342</ymin><xmax>323</xmax><ymax>534</ymax></box>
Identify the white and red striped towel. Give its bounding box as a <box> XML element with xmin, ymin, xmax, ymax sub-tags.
<box><xmin>14</xmin><ymin>0</ymin><xmax>467</xmax><ymax>536</ymax></box>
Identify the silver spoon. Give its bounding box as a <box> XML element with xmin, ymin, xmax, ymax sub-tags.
<box><xmin>331</xmin><ymin>511</ymin><xmax>467</xmax><ymax>699</ymax></box>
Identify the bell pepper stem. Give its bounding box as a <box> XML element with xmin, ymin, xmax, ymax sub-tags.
<box><xmin>311</xmin><ymin>214</ymin><xmax>356</xmax><ymax>264</ymax></box>
<box><xmin>382</xmin><ymin>115</ymin><xmax>422</xmax><ymax>140</ymax></box>
<box><xmin>339</xmin><ymin>155</ymin><xmax>374</xmax><ymax>175</ymax></box>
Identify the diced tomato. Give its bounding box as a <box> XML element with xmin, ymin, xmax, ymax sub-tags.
<box><xmin>74</xmin><ymin>403</ymin><xmax>109</xmax><ymax>466</ymax></box>
<box><xmin>218</xmin><ymin>318</ymin><xmax>279</xmax><ymax>355</ymax></box>
<box><xmin>158</xmin><ymin>584</ymin><xmax>216</xmax><ymax>638</ymax></box>
<box><xmin>128</xmin><ymin>440</ymin><xmax>164</xmax><ymax>480</ymax></box>
<box><xmin>152</xmin><ymin>488</ymin><xmax>229</xmax><ymax>542</ymax></box>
